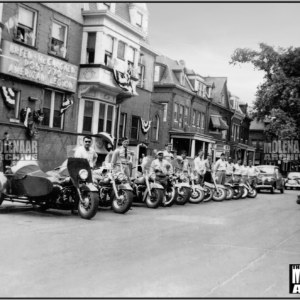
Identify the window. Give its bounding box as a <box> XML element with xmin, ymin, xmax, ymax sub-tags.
<box><xmin>201</xmin><ymin>113</ymin><xmax>205</xmax><ymax>129</ymax></box>
<box><xmin>89</xmin><ymin>3</ymin><xmax>97</xmax><ymax>10</ymax></box>
<box><xmin>51</xmin><ymin>21</ymin><xmax>68</xmax><ymax>58</ymax></box>
<box><xmin>252</xmin><ymin>140</ymin><xmax>257</xmax><ymax>148</ymax></box>
<box><xmin>174</xmin><ymin>103</ymin><xmax>178</xmax><ymax>122</ymax></box>
<box><xmin>152</xmin><ymin>115</ymin><xmax>159</xmax><ymax>141</ymax></box>
<box><xmin>192</xmin><ymin>110</ymin><xmax>196</xmax><ymax>126</ymax></box>
<box><xmin>136</xmin><ymin>12</ymin><xmax>143</xmax><ymax>27</ymax></box>
<box><xmin>86</xmin><ymin>32</ymin><xmax>96</xmax><ymax>63</ymax></box>
<box><xmin>258</xmin><ymin>141</ymin><xmax>263</xmax><ymax>150</ymax></box>
<box><xmin>16</xmin><ymin>5</ymin><xmax>37</xmax><ymax>47</ymax></box>
<box><xmin>106</xmin><ymin>105</ymin><xmax>113</xmax><ymax>134</ymax></box>
<box><xmin>105</xmin><ymin>35</ymin><xmax>113</xmax><ymax>66</ymax></box>
<box><xmin>237</xmin><ymin>125</ymin><xmax>240</xmax><ymax>141</ymax></box>
<box><xmin>137</xmin><ymin>64</ymin><xmax>145</xmax><ymax>87</ymax></box>
<box><xmin>184</xmin><ymin>107</ymin><xmax>189</xmax><ymax>125</ymax></box>
<box><xmin>221</xmin><ymin>118</ymin><xmax>228</xmax><ymax>139</ymax></box>
<box><xmin>197</xmin><ymin>112</ymin><xmax>201</xmax><ymax>127</ymax></box>
<box><xmin>98</xmin><ymin>103</ymin><xmax>105</xmax><ymax>133</ymax></box>
<box><xmin>163</xmin><ymin>103</ymin><xmax>168</xmax><ymax>122</ymax></box>
<box><xmin>117</xmin><ymin>41</ymin><xmax>125</xmax><ymax>60</ymax></box>
<box><xmin>83</xmin><ymin>100</ymin><xmax>94</xmax><ymax>132</ymax></box>
<box><xmin>154</xmin><ymin>65</ymin><xmax>160</xmax><ymax>82</ymax></box>
<box><xmin>119</xmin><ymin>113</ymin><xmax>127</xmax><ymax>138</ymax></box>
<box><xmin>127</xmin><ymin>47</ymin><xmax>135</xmax><ymax>69</ymax></box>
<box><xmin>131</xmin><ymin>116</ymin><xmax>139</xmax><ymax>140</ymax></box>
<box><xmin>179</xmin><ymin>105</ymin><xmax>183</xmax><ymax>128</ymax></box>
<box><xmin>6</xmin><ymin>89</ymin><xmax>21</xmax><ymax>120</ymax></box>
<box><xmin>42</xmin><ymin>90</ymin><xmax>64</xmax><ymax>129</ymax></box>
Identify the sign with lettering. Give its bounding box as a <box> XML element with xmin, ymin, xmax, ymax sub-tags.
<box><xmin>263</xmin><ymin>140</ymin><xmax>300</xmax><ymax>161</ymax></box>
<box><xmin>0</xmin><ymin>40</ymin><xmax>78</xmax><ymax>93</ymax></box>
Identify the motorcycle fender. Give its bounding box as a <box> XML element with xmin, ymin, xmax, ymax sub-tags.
<box><xmin>80</xmin><ymin>183</ymin><xmax>98</xmax><ymax>192</ymax></box>
<box><xmin>194</xmin><ymin>184</ymin><xmax>205</xmax><ymax>191</ymax></box>
<box><xmin>216</xmin><ymin>184</ymin><xmax>226</xmax><ymax>189</ymax></box>
<box><xmin>150</xmin><ymin>182</ymin><xmax>164</xmax><ymax>190</ymax></box>
<box><xmin>118</xmin><ymin>183</ymin><xmax>133</xmax><ymax>191</ymax></box>
<box><xmin>176</xmin><ymin>182</ymin><xmax>190</xmax><ymax>189</ymax></box>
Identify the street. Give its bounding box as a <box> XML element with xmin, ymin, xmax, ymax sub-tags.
<box><xmin>0</xmin><ymin>189</ymin><xmax>299</xmax><ymax>298</ymax></box>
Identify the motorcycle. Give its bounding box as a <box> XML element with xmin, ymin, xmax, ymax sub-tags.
<box><xmin>92</xmin><ymin>166</ymin><xmax>133</xmax><ymax>214</ymax></box>
<box><xmin>210</xmin><ymin>174</ymin><xmax>227</xmax><ymax>201</ymax></box>
<box><xmin>131</xmin><ymin>169</ymin><xmax>165</xmax><ymax>208</ymax></box>
<box><xmin>0</xmin><ymin>158</ymin><xmax>99</xmax><ymax>219</ymax></box>
<box><xmin>173</xmin><ymin>170</ymin><xmax>191</xmax><ymax>205</ymax></box>
<box><xmin>243</xmin><ymin>176</ymin><xmax>257</xmax><ymax>198</ymax></box>
<box><xmin>229</xmin><ymin>174</ymin><xmax>246</xmax><ymax>200</ymax></box>
<box><xmin>188</xmin><ymin>170</ymin><xmax>205</xmax><ymax>204</ymax></box>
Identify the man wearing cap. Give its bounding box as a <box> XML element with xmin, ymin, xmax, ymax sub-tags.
<box><xmin>163</xmin><ymin>143</ymin><xmax>173</xmax><ymax>161</ymax></box>
<box><xmin>111</xmin><ymin>136</ymin><xmax>134</xmax><ymax>178</ymax></box>
<box><xmin>214</xmin><ymin>153</ymin><xmax>228</xmax><ymax>185</ymax></box>
<box><xmin>150</xmin><ymin>150</ymin><xmax>173</xmax><ymax>189</ymax></box>
<box><xmin>194</xmin><ymin>150</ymin><xmax>206</xmax><ymax>185</ymax></box>
<box><xmin>74</xmin><ymin>136</ymin><xmax>98</xmax><ymax>168</ymax></box>
<box><xmin>177</xmin><ymin>150</ymin><xmax>190</xmax><ymax>171</ymax></box>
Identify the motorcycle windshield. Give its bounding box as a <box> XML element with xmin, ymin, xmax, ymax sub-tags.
<box><xmin>67</xmin><ymin>157</ymin><xmax>92</xmax><ymax>188</ymax></box>
<box><xmin>14</xmin><ymin>164</ymin><xmax>40</xmax><ymax>180</ymax></box>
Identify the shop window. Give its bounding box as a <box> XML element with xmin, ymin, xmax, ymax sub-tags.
<box><xmin>50</xmin><ymin>21</ymin><xmax>68</xmax><ymax>59</ymax></box>
<box><xmin>131</xmin><ymin>116</ymin><xmax>140</xmax><ymax>140</ymax></box>
<box><xmin>137</xmin><ymin>64</ymin><xmax>145</xmax><ymax>87</ymax></box>
<box><xmin>119</xmin><ymin>113</ymin><xmax>127</xmax><ymax>138</ymax></box>
<box><xmin>42</xmin><ymin>90</ymin><xmax>64</xmax><ymax>129</ymax></box>
<box><xmin>86</xmin><ymin>32</ymin><xmax>96</xmax><ymax>64</ymax></box>
<box><xmin>179</xmin><ymin>105</ymin><xmax>183</xmax><ymax>128</ymax></box>
<box><xmin>83</xmin><ymin>100</ymin><xmax>94</xmax><ymax>132</ymax></box>
<box><xmin>16</xmin><ymin>5</ymin><xmax>37</xmax><ymax>47</ymax></box>
<box><xmin>117</xmin><ymin>41</ymin><xmax>125</xmax><ymax>60</ymax></box>
<box><xmin>136</xmin><ymin>12</ymin><xmax>143</xmax><ymax>27</ymax></box>
<box><xmin>105</xmin><ymin>35</ymin><xmax>113</xmax><ymax>66</ymax></box>
<box><xmin>174</xmin><ymin>103</ymin><xmax>178</xmax><ymax>122</ymax></box>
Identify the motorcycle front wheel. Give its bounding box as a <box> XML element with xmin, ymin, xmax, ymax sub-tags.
<box><xmin>162</xmin><ymin>186</ymin><xmax>177</xmax><ymax>207</ymax></box>
<box><xmin>189</xmin><ymin>188</ymin><xmax>205</xmax><ymax>204</ymax></box>
<box><xmin>146</xmin><ymin>188</ymin><xmax>164</xmax><ymax>208</ymax></box>
<box><xmin>78</xmin><ymin>191</ymin><xmax>99</xmax><ymax>220</ymax></box>
<box><xmin>247</xmin><ymin>188</ymin><xmax>257</xmax><ymax>198</ymax></box>
<box><xmin>241</xmin><ymin>187</ymin><xmax>248</xmax><ymax>199</ymax></box>
<box><xmin>112</xmin><ymin>190</ymin><xmax>133</xmax><ymax>214</ymax></box>
<box><xmin>225</xmin><ymin>187</ymin><xmax>234</xmax><ymax>200</ymax></box>
<box><xmin>175</xmin><ymin>186</ymin><xmax>190</xmax><ymax>205</ymax></box>
<box><xmin>203</xmin><ymin>186</ymin><xmax>213</xmax><ymax>202</ymax></box>
<box><xmin>232</xmin><ymin>187</ymin><xmax>243</xmax><ymax>199</ymax></box>
<box><xmin>212</xmin><ymin>188</ymin><xmax>226</xmax><ymax>201</ymax></box>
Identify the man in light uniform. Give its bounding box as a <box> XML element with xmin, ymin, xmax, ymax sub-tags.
<box><xmin>177</xmin><ymin>150</ymin><xmax>190</xmax><ymax>171</ymax></box>
<box><xmin>111</xmin><ymin>137</ymin><xmax>134</xmax><ymax>178</ymax></box>
<box><xmin>74</xmin><ymin>136</ymin><xmax>98</xmax><ymax>168</ymax></box>
<box><xmin>240</xmin><ymin>160</ymin><xmax>249</xmax><ymax>184</ymax></box>
<box><xmin>247</xmin><ymin>160</ymin><xmax>260</xmax><ymax>186</ymax></box>
<box><xmin>163</xmin><ymin>143</ymin><xmax>173</xmax><ymax>161</ymax></box>
<box><xmin>225</xmin><ymin>156</ymin><xmax>235</xmax><ymax>183</ymax></box>
<box><xmin>194</xmin><ymin>150</ymin><xmax>206</xmax><ymax>185</ymax></box>
<box><xmin>214</xmin><ymin>153</ymin><xmax>228</xmax><ymax>185</ymax></box>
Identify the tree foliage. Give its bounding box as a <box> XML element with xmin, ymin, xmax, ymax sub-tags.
<box><xmin>230</xmin><ymin>43</ymin><xmax>300</xmax><ymax>140</ymax></box>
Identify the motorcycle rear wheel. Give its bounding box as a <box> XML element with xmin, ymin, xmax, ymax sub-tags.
<box><xmin>212</xmin><ymin>188</ymin><xmax>226</xmax><ymax>201</ymax></box>
<box><xmin>241</xmin><ymin>187</ymin><xmax>248</xmax><ymax>199</ymax></box>
<box><xmin>78</xmin><ymin>191</ymin><xmax>99</xmax><ymax>220</ymax></box>
<box><xmin>162</xmin><ymin>186</ymin><xmax>177</xmax><ymax>207</ymax></box>
<box><xmin>146</xmin><ymin>188</ymin><xmax>164</xmax><ymax>208</ymax></box>
<box><xmin>189</xmin><ymin>188</ymin><xmax>205</xmax><ymax>204</ymax></box>
<box><xmin>175</xmin><ymin>187</ymin><xmax>190</xmax><ymax>205</ymax></box>
<box><xmin>225</xmin><ymin>187</ymin><xmax>234</xmax><ymax>200</ymax></box>
<box><xmin>232</xmin><ymin>187</ymin><xmax>243</xmax><ymax>199</ymax></box>
<box><xmin>112</xmin><ymin>190</ymin><xmax>133</xmax><ymax>214</ymax></box>
<box><xmin>247</xmin><ymin>188</ymin><xmax>257</xmax><ymax>198</ymax></box>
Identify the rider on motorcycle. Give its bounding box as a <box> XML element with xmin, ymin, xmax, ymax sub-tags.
<box><xmin>150</xmin><ymin>151</ymin><xmax>173</xmax><ymax>189</ymax></box>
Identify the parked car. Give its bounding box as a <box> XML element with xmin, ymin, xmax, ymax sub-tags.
<box><xmin>256</xmin><ymin>165</ymin><xmax>284</xmax><ymax>194</ymax></box>
<box><xmin>284</xmin><ymin>172</ymin><xmax>300</xmax><ymax>190</ymax></box>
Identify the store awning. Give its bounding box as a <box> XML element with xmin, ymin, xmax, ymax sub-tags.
<box><xmin>219</xmin><ymin>118</ymin><xmax>229</xmax><ymax>130</ymax></box>
<box><xmin>210</xmin><ymin>115</ymin><xmax>228</xmax><ymax>130</ymax></box>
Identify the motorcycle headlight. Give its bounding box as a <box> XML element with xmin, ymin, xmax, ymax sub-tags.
<box><xmin>117</xmin><ymin>173</ymin><xmax>126</xmax><ymax>181</ymax></box>
<box><xmin>79</xmin><ymin>169</ymin><xmax>88</xmax><ymax>180</ymax></box>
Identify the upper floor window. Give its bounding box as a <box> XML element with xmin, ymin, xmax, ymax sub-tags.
<box><xmin>192</xmin><ymin>110</ymin><xmax>196</xmax><ymax>126</ymax></box>
<box><xmin>83</xmin><ymin>100</ymin><xmax>94</xmax><ymax>132</ymax></box>
<box><xmin>51</xmin><ymin>21</ymin><xmax>68</xmax><ymax>59</ymax></box>
<box><xmin>152</xmin><ymin>115</ymin><xmax>159</xmax><ymax>141</ymax></box>
<box><xmin>105</xmin><ymin>35</ymin><xmax>113</xmax><ymax>66</ymax></box>
<box><xmin>119</xmin><ymin>113</ymin><xmax>127</xmax><ymax>138</ymax></box>
<box><xmin>163</xmin><ymin>103</ymin><xmax>168</xmax><ymax>122</ymax></box>
<box><xmin>201</xmin><ymin>113</ymin><xmax>205</xmax><ymax>129</ymax></box>
<box><xmin>174</xmin><ymin>103</ymin><xmax>178</xmax><ymax>122</ymax></box>
<box><xmin>252</xmin><ymin>140</ymin><xmax>257</xmax><ymax>148</ymax></box>
<box><xmin>117</xmin><ymin>41</ymin><xmax>125</xmax><ymax>60</ymax></box>
<box><xmin>127</xmin><ymin>47</ymin><xmax>135</xmax><ymax>69</ymax></box>
<box><xmin>137</xmin><ymin>64</ymin><xmax>145</xmax><ymax>88</ymax></box>
<box><xmin>197</xmin><ymin>112</ymin><xmax>201</xmax><ymax>127</ymax></box>
<box><xmin>154</xmin><ymin>65</ymin><xmax>160</xmax><ymax>82</ymax></box>
<box><xmin>88</xmin><ymin>3</ymin><xmax>98</xmax><ymax>10</ymax></box>
<box><xmin>179</xmin><ymin>105</ymin><xmax>183</xmax><ymax>128</ymax></box>
<box><xmin>131</xmin><ymin>115</ymin><xmax>140</xmax><ymax>140</ymax></box>
<box><xmin>16</xmin><ymin>5</ymin><xmax>37</xmax><ymax>47</ymax></box>
<box><xmin>184</xmin><ymin>107</ymin><xmax>189</xmax><ymax>125</ymax></box>
<box><xmin>136</xmin><ymin>12</ymin><xmax>143</xmax><ymax>27</ymax></box>
<box><xmin>42</xmin><ymin>89</ymin><xmax>64</xmax><ymax>129</ymax></box>
<box><xmin>86</xmin><ymin>32</ymin><xmax>96</xmax><ymax>64</ymax></box>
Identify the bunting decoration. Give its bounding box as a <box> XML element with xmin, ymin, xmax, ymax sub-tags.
<box><xmin>113</xmin><ymin>68</ymin><xmax>138</xmax><ymax>96</ymax></box>
<box><xmin>1</xmin><ymin>86</ymin><xmax>17</xmax><ymax>109</ymax></box>
<box><xmin>5</xmin><ymin>14</ymin><xmax>18</xmax><ymax>34</ymax></box>
<box><xmin>20</xmin><ymin>107</ymin><xmax>32</xmax><ymax>128</ymax></box>
<box><xmin>60</xmin><ymin>96</ymin><xmax>73</xmax><ymax>115</ymax></box>
<box><xmin>141</xmin><ymin>118</ymin><xmax>152</xmax><ymax>134</ymax></box>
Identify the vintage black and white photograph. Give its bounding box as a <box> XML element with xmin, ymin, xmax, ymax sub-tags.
<box><xmin>0</xmin><ymin>1</ymin><xmax>299</xmax><ymax>298</ymax></box>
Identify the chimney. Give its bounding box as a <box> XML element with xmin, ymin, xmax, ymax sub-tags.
<box><xmin>179</xmin><ymin>60</ymin><xmax>186</xmax><ymax>66</ymax></box>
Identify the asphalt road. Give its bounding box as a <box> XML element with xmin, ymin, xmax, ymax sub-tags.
<box><xmin>0</xmin><ymin>189</ymin><xmax>299</xmax><ymax>298</ymax></box>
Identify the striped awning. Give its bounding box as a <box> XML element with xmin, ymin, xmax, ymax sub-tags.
<box><xmin>219</xmin><ymin>118</ymin><xmax>229</xmax><ymax>130</ymax></box>
<box><xmin>210</xmin><ymin>115</ymin><xmax>228</xmax><ymax>130</ymax></box>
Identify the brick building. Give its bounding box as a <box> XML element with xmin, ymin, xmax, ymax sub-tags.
<box><xmin>0</xmin><ymin>3</ymin><xmax>83</xmax><ymax>170</ymax></box>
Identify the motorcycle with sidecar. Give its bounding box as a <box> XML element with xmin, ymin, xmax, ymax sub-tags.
<box><xmin>0</xmin><ymin>158</ymin><xmax>99</xmax><ymax>219</ymax></box>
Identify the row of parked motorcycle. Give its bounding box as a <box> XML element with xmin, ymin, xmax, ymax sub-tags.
<box><xmin>0</xmin><ymin>157</ymin><xmax>258</xmax><ymax>220</ymax></box>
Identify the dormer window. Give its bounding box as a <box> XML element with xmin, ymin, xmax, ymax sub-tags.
<box><xmin>154</xmin><ymin>65</ymin><xmax>160</xmax><ymax>82</ymax></box>
<box><xmin>136</xmin><ymin>12</ymin><xmax>143</xmax><ymax>27</ymax></box>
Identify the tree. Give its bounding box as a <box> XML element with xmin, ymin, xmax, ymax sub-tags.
<box><xmin>230</xmin><ymin>43</ymin><xmax>300</xmax><ymax>140</ymax></box>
